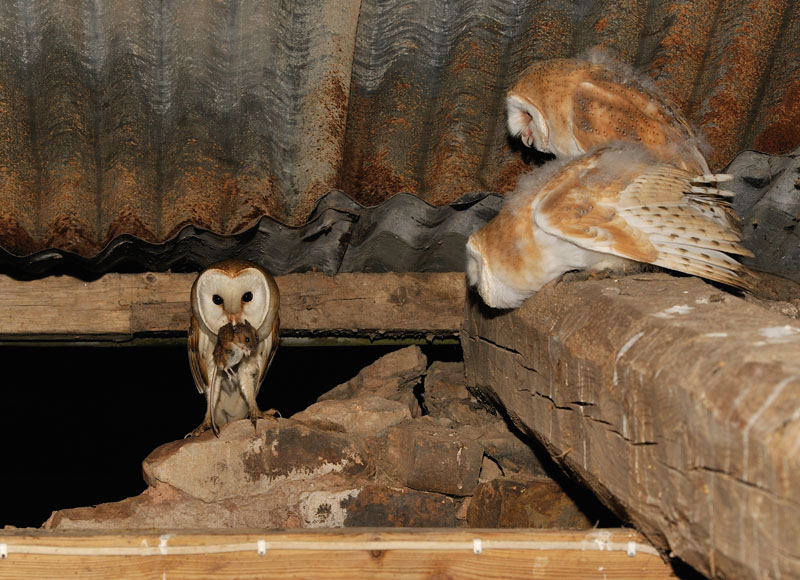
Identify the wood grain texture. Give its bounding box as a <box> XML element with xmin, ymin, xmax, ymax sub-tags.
<box><xmin>461</xmin><ymin>272</ymin><xmax>800</xmax><ymax>580</ymax></box>
<box><xmin>0</xmin><ymin>272</ymin><xmax>465</xmax><ymax>341</ymax></box>
<box><xmin>0</xmin><ymin>528</ymin><xmax>674</xmax><ymax>579</ymax></box>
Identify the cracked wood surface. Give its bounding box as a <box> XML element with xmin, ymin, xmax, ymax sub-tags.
<box><xmin>0</xmin><ymin>272</ymin><xmax>464</xmax><ymax>342</ymax></box>
<box><xmin>461</xmin><ymin>272</ymin><xmax>800</xmax><ymax>580</ymax></box>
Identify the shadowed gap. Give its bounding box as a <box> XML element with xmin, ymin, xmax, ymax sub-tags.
<box><xmin>0</xmin><ymin>344</ymin><xmax>461</xmax><ymax>528</ymax></box>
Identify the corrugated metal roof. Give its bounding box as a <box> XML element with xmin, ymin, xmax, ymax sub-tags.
<box><xmin>0</xmin><ymin>0</ymin><xmax>798</xmax><ymax>262</ymax></box>
<box><xmin>0</xmin><ymin>190</ymin><xmax>502</xmax><ymax>276</ymax></box>
<box><xmin>1</xmin><ymin>145</ymin><xmax>796</xmax><ymax>282</ymax></box>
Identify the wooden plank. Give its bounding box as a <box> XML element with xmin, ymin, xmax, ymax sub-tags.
<box><xmin>461</xmin><ymin>272</ymin><xmax>800</xmax><ymax>580</ymax></box>
<box><xmin>0</xmin><ymin>528</ymin><xmax>674</xmax><ymax>579</ymax></box>
<box><xmin>0</xmin><ymin>272</ymin><xmax>465</xmax><ymax>342</ymax></box>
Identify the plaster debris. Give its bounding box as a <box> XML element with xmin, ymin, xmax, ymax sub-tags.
<box><xmin>299</xmin><ymin>489</ymin><xmax>360</xmax><ymax>527</ymax></box>
<box><xmin>652</xmin><ymin>305</ymin><xmax>693</xmax><ymax>318</ymax></box>
<box><xmin>759</xmin><ymin>325</ymin><xmax>800</xmax><ymax>340</ymax></box>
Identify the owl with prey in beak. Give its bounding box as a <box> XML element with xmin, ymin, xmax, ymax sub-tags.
<box><xmin>187</xmin><ymin>259</ymin><xmax>280</xmax><ymax>437</ymax></box>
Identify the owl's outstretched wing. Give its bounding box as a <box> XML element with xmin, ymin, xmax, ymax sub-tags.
<box><xmin>533</xmin><ymin>149</ymin><xmax>754</xmax><ymax>289</ymax></box>
<box><xmin>188</xmin><ymin>315</ymin><xmax>211</xmax><ymax>394</ymax></box>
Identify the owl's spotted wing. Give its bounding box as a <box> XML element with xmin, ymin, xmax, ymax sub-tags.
<box><xmin>188</xmin><ymin>315</ymin><xmax>210</xmax><ymax>394</ymax></box>
<box><xmin>507</xmin><ymin>57</ymin><xmax>710</xmax><ymax>174</ymax></box>
<box><xmin>570</xmin><ymin>74</ymin><xmax>710</xmax><ymax>175</ymax></box>
<box><xmin>534</xmin><ymin>151</ymin><xmax>754</xmax><ymax>289</ymax></box>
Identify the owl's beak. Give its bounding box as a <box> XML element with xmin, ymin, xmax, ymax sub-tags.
<box><xmin>521</xmin><ymin>127</ymin><xmax>534</xmax><ymax>148</ymax></box>
<box><xmin>228</xmin><ymin>312</ymin><xmax>243</xmax><ymax>325</ymax></box>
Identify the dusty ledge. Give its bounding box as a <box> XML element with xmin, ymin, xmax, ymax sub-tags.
<box><xmin>461</xmin><ymin>272</ymin><xmax>800</xmax><ymax>580</ymax></box>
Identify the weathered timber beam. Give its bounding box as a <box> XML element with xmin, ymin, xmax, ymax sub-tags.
<box><xmin>0</xmin><ymin>528</ymin><xmax>674</xmax><ymax>579</ymax></box>
<box><xmin>461</xmin><ymin>272</ymin><xmax>800</xmax><ymax>580</ymax></box>
<box><xmin>0</xmin><ymin>272</ymin><xmax>465</xmax><ymax>343</ymax></box>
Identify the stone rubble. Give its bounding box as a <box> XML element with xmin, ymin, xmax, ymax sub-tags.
<box><xmin>45</xmin><ymin>346</ymin><xmax>598</xmax><ymax>530</ymax></box>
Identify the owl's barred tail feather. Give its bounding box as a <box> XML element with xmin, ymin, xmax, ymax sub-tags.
<box><xmin>628</xmin><ymin>171</ymin><xmax>755</xmax><ymax>291</ymax></box>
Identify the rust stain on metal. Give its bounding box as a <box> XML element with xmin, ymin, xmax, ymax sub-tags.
<box><xmin>490</xmin><ymin>157</ymin><xmax>529</xmax><ymax>195</ymax></box>
<box><xmin>754</xmin><ymin>83</ymin><xmax>800</xmax><ymax>153</ymax></box>
<box><xmin>647</xmin><ymin>0</ymin><xmax>716</xmax><ymax>115</ymax></box>
<box><xmin>227</xmin><ymin>173</ymin><xmax>283</xmax><ymax>234</ymax></box>
<box><xmin>341</xmin><ymin>145</ymin><xmax>418</xmax><ymax>207</ymax></box>
<box><xmin>696</xmin><ymin>0</ymin><xmax>789</xmax><ymax>168</ymax></box>
<box><xmin>291</xmin><ymin>73</ymin><xmax>352</xmax><ymax>223</ymax></box>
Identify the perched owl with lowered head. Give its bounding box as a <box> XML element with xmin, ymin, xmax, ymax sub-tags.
<box><xmin>506</xmin><ymin>54</ymin><xmax>710</xmax><ymax>174</ymax></box>
<box><xmin>466</xmin><ymin>144</ymin><xmax>753</xmax><ymax>309</ymax></box>
<box><xmin>187</xmin><ymin>259</ymin><xmax>280</xmax><ymax>437</ymax></box>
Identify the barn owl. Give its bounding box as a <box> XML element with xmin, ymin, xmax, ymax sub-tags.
<box><xmin>466</xmin><ymin>144</ymin><xmax>753</xmax><ymax>309</ymax></box>
<box><xmin>506</xmin><ymin>54</ymin><xmax>711</xmax><ymax>174</ymax></box>
<box><xmin>187</xmin><ymin>259</ymin><xmax>280</xmax><ymax>437</ymax></box>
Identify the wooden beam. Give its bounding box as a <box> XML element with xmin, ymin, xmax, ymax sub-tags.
<box><xmin>0</xmin><ymin>528</ymin><xmax>675</xmax><ymax>579</ymax></box>
<box><xmin>0</xmin><ymin>272</ymin><xmax>465</xmax><ymax>343</ymax></box>
<box><xmin>461</xmin><ymin>273</ymin><xmax>800</xmax><ymax>580</ymax></box>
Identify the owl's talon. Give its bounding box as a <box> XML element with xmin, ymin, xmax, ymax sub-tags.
<box><xmin>554</xmin><ymin>269</ymin><xmax>601</xmax><ymax>286</ymax></box>
<box><xmin>186</xmin><ymin>419</ymin><xmax>213</xmax><ymax>438</ymax></box>
<box><xmin>248</xmin><ymin>408</ymin><xmax>280</xmax><ymax>430</ymax></box>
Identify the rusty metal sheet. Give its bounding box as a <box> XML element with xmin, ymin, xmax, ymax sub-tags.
<box><xmin>0</xmin><ymin>190</ymin><xmax>502</xmax><ymax>276</ymax></box>
<box><xmin>0</xmin><ymin>0</ymin><xmax>797</xmax><ymax>263</ymax></box>
<box><xmin>0</xmin><ymin>141</ymin><xmax>795</xmax><ymax>282</ymax></box>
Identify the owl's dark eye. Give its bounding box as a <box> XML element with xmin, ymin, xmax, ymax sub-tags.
<box><xmin>242</xmin><ymin>291</ymin><xmax>253</xmax><ymax>302</ymax></box>
<box><xmin>212</xmin><ymin>294</ymin><xmax>223</xmax><ymax>305</ymax></box>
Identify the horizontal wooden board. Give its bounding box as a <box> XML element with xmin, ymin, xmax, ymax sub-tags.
<box><xmin>462</xmin><ymin>272</ymin><xmax>800</xmax><ymax>580</ymax></box>
<box><xmin>0</xmin><ymin>528</ymin><xmax>674</xmax><ymax>579</ymax></box>
<box><xmin>0</xmin><ymin>272</ymin><xmax>465</xmax><ymax>342</ymax></box>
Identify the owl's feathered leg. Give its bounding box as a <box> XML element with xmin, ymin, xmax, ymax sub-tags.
<box><xmin>238</xmin><ymin>368</ymin><xmax>280</xmax><ymax>430</ymax></box>
<box><xmin>248</xmin><ymin>408</ymin><xmax>281</xmax><ymax>430</ymax></box>
<box><xmin>208</xmin><ymin>368</ymin><xmax>223</xmax><ymax>437</ymax></box>
<box><xmin>185</xmin><ymin>368</ymin><xmax>224</xmax><ymax>438</ymax></box>
<box><xmin>185</xmin><ymin>402</ymin><xmax>214</xmax><ymax>438</ymax></box>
